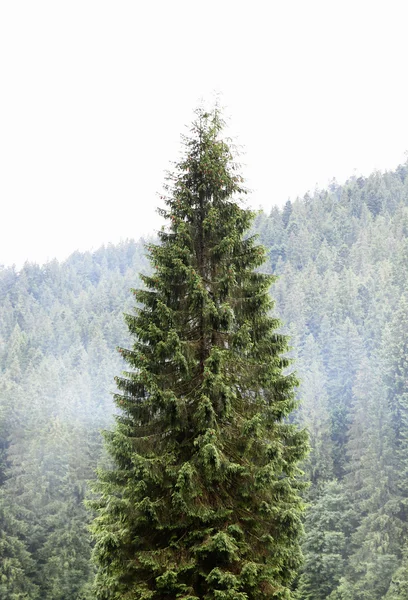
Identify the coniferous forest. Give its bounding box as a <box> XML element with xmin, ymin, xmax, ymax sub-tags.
<box><xmin>2</xmin><ymin>115</ymin><xmax>408</xmax><ymax>598</ymax></box>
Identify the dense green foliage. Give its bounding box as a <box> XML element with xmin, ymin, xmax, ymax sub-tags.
<box><xmin>1</xmin><ymin>144</ymin><xmax>408</xmax><ymax>597</ymax></box>
<box><xmin>91</xmin><ymin>109</ymin><xmax>308</xmax><ymax>599</ymax></box>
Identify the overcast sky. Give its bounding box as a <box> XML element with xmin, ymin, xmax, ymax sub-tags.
<box><xmin>1</xmin><ymin>0</ymin><xmax>408</xmax><ymax>267</ymax></box>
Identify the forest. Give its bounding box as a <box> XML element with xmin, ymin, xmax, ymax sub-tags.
<box><xmin>1</xmin><ymin>156</ymin><xmax>408</xmax><ymax>599</ymax></box>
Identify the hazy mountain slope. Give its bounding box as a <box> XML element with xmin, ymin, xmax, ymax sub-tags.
<box><xmin>1</xmin><ymin>164</ymin><xmax>408</xmax><ymax>598</ymax></box>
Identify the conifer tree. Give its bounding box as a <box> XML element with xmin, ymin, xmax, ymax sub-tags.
<box><xmin>335</xmin><ymin>355</ymin><xmax>402</xmax><ymax>600</ymax></box>
<box><xmin>297</xmin><ymin>334</ymin><xmax>333</xmax><ymax>489</ymax></box>
<box><xmin>90</xmin><ymin>107</ymin><xmax>308</xmax><ymax>600</ymax></box>
<box><xmin>386</xmin><ymin>544</ymin><xmax>408</xmax><ymax>599</ymax></box>
<box><xmin>298</xmin><ymin>480</ymin><xmax>351</xmax><ymax>600</ymax></box>
<box><xmin>0</xmin><ymin>497</ymin><xmax>39</xmax><ymax>599</ymax></box>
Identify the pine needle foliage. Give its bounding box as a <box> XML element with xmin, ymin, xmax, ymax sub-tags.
<box><xmin>90</xmin><ymin>107</ymin><xmax>308</xmax><ymax>600</ymax></box>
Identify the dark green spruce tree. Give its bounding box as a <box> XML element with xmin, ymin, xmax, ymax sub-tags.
<box><xmin>90</xmin><ymin>107</ymin><xmax>308</xmax><ymax>600</ymax></box>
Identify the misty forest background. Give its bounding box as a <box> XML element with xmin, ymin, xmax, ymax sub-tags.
<box><xmin>2</xmin><ymin>162</ymin><xmax>408</xmax><ymax>599</ymax></box>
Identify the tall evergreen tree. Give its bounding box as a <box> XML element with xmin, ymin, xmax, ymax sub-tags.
<box><xmin>0</xmin><ymin>494</ymin><xmax>39</xmax><ymax>600</ymax></box>
<box><xmin>326</xmin><ymin>318</ymin><xmax>365</xmax><ymax>478</ymax></box>
<box><xmin>298</xmin><ymin>480</ymin><xmax>351</xmax><ymax>600</ymax></box>
<box><xmin>297</xmin><ymin>334</ymin><xmax>333</xmax><ymax>489</ymax></box>
<box><xmin>334</xmin><ymin>355</ymin><xmax>402</xmax><ymax>600</ymax></box>
<box><xmin>90</xmin><ymin>107</ymin><xmax>308</xmax><ymax>600</ymax></box>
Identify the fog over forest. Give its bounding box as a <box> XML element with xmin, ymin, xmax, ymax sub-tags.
<box><xmin>1</xmin><ymin>159</ymin><xmax>408</xmax><ymax>598</ymax></box>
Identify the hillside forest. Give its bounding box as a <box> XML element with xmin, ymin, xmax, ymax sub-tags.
<box><xmin>1</xmin><ymin>161</ymin><xmax>408</xmax><ymax>598</ymax></box>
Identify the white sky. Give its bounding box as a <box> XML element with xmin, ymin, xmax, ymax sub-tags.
<box><xmin>1</xmin><ymin>0</ymin><xmax>408</xmax><ymax>267</ymax></box>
